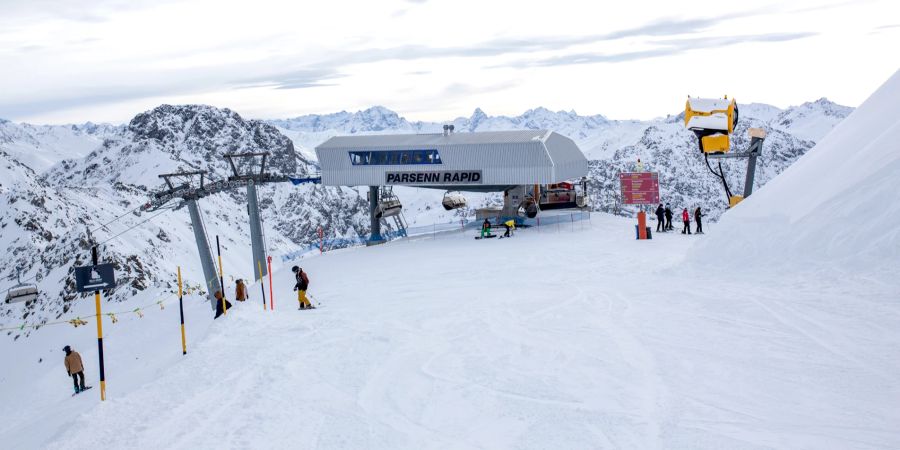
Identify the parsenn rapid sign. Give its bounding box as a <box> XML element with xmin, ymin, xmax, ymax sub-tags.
<box><xmin>385</xmin><ymin>171</ymin><xmax>483</xmax><ymax>185</ymax></box>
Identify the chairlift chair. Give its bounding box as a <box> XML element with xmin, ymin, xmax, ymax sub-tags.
<box><xmin>375</xmin><ymin>186</ymin><xmax>403</xmax><ymax>219</ymax></box>
<box><xmin>5</xmin><ymin>272</ymin><xmax>38</xmax><ymax>304</ymax></box>
<box><xmin>441</xmin><ymin>191</ymin><xmax>468</xmax><ymax>211</ymax></box>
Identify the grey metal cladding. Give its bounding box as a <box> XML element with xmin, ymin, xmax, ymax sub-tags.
<box><xmin>316</xmin><ymin>129</ymin><xmax>550</xmax><ymax>149</ymax></box>
<box><xmin>315</xmin><ymin>130</ymin><xmax>587</xmax><ymax>186</ymax></box>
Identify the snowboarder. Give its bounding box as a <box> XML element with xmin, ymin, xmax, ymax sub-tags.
<box><xmin>235</xmin><ymin>279</ymin><xmax>248</xmax><ymax>302</ymax></box>
<box><xmin>63</xmin><ymin>345</ymin><xmax>88</xmax><ymax>394</ymax></box>
<box><xmin>636</xmin><ymin>158</ymin><xmax>645</xmax><ymax>172</ymax></box>
<box><xmin>655</xmin><ymin>204</ymin><xmax>665</xmax><ymax>232</ymax></box>
<box><xmin>664</xmin><ymin>204</ymin><xmax>674</xmax><ymax>231</ymax></box>
<box><xmin>503</xmin><ymin>219</ymin><xmax>516</xmax><ymax>238</ymax></box>
<box><xmin>694</xmin><ymin>207</ymin><xmax>703</xmax><ymax>234</ymax></box>
<box><xmin>292</xmin><ymin>266</ymin><xmax>312</xmax><ymax>310</ymax></box>
<box><xmin>681</xmin><ymin>208</ymin><xmax>692</xmax><ymax>234</ymax></box>
<box><xmin>481</xmin><ymin>219</ymin><xmax>492</xmax><ymax>239</ymax></box>
<box><xmin>214</xmin><ymin>290</ymin><xmax>233</xmax><ymax>319</ymax></box>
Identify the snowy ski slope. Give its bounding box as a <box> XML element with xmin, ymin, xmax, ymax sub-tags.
<box><xmin>694</xmin><ymin>69</ymin><xmax>900</xmax><ymax>277</ymax></box>
<box><xmin>1</xmin><ymin>211</ymin><xmax>897</xmax><ymax>449</ymax></box>
<box><xmin>1</xmin><ymin>75</ymin><xmax>896</xmax><ymax>449</ymax></box>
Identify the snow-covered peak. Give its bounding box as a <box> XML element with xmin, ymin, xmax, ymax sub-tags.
<box><xmin>271</xmin><ymin>105</ymin><xmax>414</xmax><ymax>133</ymax></box>
<box><xmin>738</xmin><ymin>102</ymin><xmax>784</xmax><ymax>122</ymax></box>
<box><xmin>770</xmin><ymin>97</ymin><xmax>853</xmax><ymax>142</ymax></box>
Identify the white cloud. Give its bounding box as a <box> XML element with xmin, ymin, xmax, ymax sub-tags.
<box><xmin>0</xmin><ymin>0</ymin><xmax>897</xmax><ymax>123</ymax></box>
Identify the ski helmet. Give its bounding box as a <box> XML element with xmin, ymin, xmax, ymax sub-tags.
<box><xmin>63</xmin><ymin>345</ymin><xmax>71</xmax><ymax>353</ymax></box>
<box><xmin>292</xmin><ymin>266</ymin><xmax>299</xmax><ymax>273</ymax></box>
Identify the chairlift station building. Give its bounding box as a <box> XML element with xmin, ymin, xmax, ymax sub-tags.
<box><xmin>315</xmin><ymin>129</ymin><xmax>588</xmax><ymax>190</ymax></box>
<box><xmin>315</xmin><ymin>129</ymin><xmax>589</xmax><ymax>244</ymax></box>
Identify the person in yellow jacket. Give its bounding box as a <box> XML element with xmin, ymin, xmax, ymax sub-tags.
<box><xmin>63</xmin><ymin>345</ymin><xmax>88</xmax><ymax>394</ymax></box>
<box><xmin>503</xmin><ymin>219</ymin><xmax>516</xmax><ymax>238</ymax></box>
<box><xmin>292</xmin><ymin>266</ymin><xmax>313</xmax><ymax>310</ymax></box>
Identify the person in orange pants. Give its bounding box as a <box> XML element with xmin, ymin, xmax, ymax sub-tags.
<box><xmin>292</xmin><ymin>266</ymin><xmax>313</xmax><ymax>309</ymax></box>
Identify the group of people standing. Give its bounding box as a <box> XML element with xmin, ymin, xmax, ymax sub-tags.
<box><xmin>655</xmin><ymin>204</ymin><xmax>703</xmax><ymax>235</ymax></box>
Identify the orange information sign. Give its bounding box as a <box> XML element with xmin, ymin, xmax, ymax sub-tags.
<box><xmin>619</xmin><ymin>172</ymin><xmax>660</xmax><ymax>205</ymax></box>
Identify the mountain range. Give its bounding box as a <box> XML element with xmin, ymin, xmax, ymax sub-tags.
<box><xmin>0</xmin><ymin>99</ymin><xmax>852</xmax><ymax>333</ymax></box>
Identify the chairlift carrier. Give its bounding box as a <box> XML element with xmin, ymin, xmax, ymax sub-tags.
<box><xmin>5</xmin><ymin>271</ymin><xmax>38</xmax><ymax>304</ymax></box>
<box><xmin>374</xmin><ymin>186</ymin><xmax>403</xmax><ymax>219</ymax></box>
<box><xmin>441</xmin><ymin>191</ymin><xmax>468</xmax><ymax>211</ymax></box>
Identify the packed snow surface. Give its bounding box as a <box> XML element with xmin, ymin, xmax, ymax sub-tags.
<box><xmin>695</xmin><ymin>69</ymin><xmax>900</xmax><ymax>275</ymax></box>
<box><xmin>1</xmin><ymin>214</ymin><xmax>897</xmax><ymax>449</ymax></box>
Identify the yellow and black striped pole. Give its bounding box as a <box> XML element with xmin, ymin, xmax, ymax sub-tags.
<box><xmin>216</xmin><ymin>236</ymin><xmax>227</xmax><ymax>316</ymax></box>
<box><xmin>257</xmin><ymin>260</ymin><xmax>267</xmax><ymax>310</ymax></box>
<box><xmin>92</xmin><ymin>246</ymin><xmax>107</xmax><ymax>401</ymax></box>
<box><xmin>178</xmin><ymin>266</ymin><xmax>186</xmax><ymax>355</ymax></box>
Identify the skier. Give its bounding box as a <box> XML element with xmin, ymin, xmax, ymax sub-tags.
<box><xmin>63</xmin><ymin>345</ymin><xmax>88</xmax><ymax>394</ymax></box>
<box><xmin>655</xmin><ymin>203</ymin><xmax>665</xmax><ymax>232</ymax></box>
<box><xmin>481</xmin><ymin>218</ymin><xmax>492</xmax><ymax>239</ymax></box>
<box><xmin>292</xmin><ymin>266</ymin><xmax>313</xmax><ymax>310</ymax></box>
<box><xmin>503</xmin><ymin>219</ymin><xmax>516</xmax><ymax>238</ymax></box>
<box><xmin>664</xmin><ymin>204</ymin><xmax>674</xmax><ymax>231</ymax></box>
<box><xmin>235</xmin><ymin>279</ymin><xmax>248</xmax><ymax>302</ymax></box>
<box><xmin>681</xmin><ymin>208</ymin><xmax>692</xmax><ymax>234</ymax></box>
<box><xmin>694</xmin><ymin>207</ymin><xmax>704</xmax><ymax>234</ymax></box>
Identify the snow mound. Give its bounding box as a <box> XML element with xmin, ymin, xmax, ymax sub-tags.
<box><xmin>693</xmin><ymin>69</ymin><xmax>900</xmax><ymax>276</ymax></box>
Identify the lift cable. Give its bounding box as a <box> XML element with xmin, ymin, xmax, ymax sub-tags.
<box><xmin>1</xmin><ymin>204</ymin><xmax>175</xmax><ymax>297</ymax></box>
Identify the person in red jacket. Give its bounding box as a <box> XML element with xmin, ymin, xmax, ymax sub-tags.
<box><xmin>681</xmin><ymin>208</ymin><xmax>692</xmax><ymax>235</ymax></box>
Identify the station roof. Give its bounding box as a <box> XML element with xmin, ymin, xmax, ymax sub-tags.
<box><xmin>316</xmin><ymin>129</ymin><xmax>551</xmax><ymax>149</ymax></box>
<box><xmin>315</xmin><ymin>129</ymin><xmax>588</xmax><ymax>188</ymax></box>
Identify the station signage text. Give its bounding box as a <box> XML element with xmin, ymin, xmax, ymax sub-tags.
<box><xmin>386</xmin><ymin>170</ymin><xmax>482</xmax><ymax>185</ymax></box>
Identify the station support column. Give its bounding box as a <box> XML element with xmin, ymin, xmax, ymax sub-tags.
<box><xmin>186</xmin><ymin>198</ymin><xmax>222</xmax><ymax>310</ymax></box>
<box><xmin>247</xmin><ymin>180</ymin><xmax>268</xmax><ymax>280</ymax></box>
<box><xmin>367</xmin><ymin>186</ymin><xmax>386</xmax><ymax>246</ymax></box>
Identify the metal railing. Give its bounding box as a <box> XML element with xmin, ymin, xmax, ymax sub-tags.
<box><xmin>280</xmin><ymin>211</ymin><xmax>591</xmax><ymax>262</ymax></box>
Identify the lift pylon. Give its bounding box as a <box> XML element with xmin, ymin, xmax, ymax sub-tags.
<box><xmin>155</xmin><ymin>171</ymin><xmax>221</xmax><ymax>309</ymax></box>
<box><xmin>224</xmin><ymin>153</ymin><xmax>273</xmax><ymax>280</ymax></box>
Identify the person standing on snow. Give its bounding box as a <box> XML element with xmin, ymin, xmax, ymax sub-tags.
<box><xmin>63</xmin><ymin>345</ymin><xmax>88</xmax><ymax>394</ymax></box>
<box><xmin>235</xmin><ymin>279</ymin><xmax>248</xmax><ymax>302</ymax></box>
<box><xmin>503</xmin><ymin>219</ymin><xmax>516</xmax><ymax>238</ymax></box>
<box><xmin>664</xmin><ymin>204</ymin><xmax>674</xmax><ymax>231</ymax></box>
<box><xmin>481</xmin><ymin>219</ymin><xmax>492</xmax><ymax>238</ymax></box>
<box><xmin>655</xmin><ymin>204</ymin><xmax>665</xmax><ymax>232</ymax></box>
<box><xmin>636</xmin><ymin>158</ymin><xmax>645</xmax><ymax>172</ymax></box>
<box><xmin>214</xmin><ymin>290</ymin><xmax>232</xmax><ymax>319</ymax></box>
<box><xmin>293</xmin><ymin>266</ymin><xmax>313</xmax><ymax>310</ymax></box>
<box><xmin>681</xmin><ymin>208</ymin><xmax>692</xmax><ymax>234</ymax></box>
<box><xmin>694</xmin><ymin>207</ymin><xmax>703</xmax><ymax>234</ymax></box>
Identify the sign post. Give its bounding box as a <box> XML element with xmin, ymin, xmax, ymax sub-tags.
<box><xmin>257</xmin><ymin>260</ymin><xmax>267</xmax><ymax>311</ymax></box>
<box><xmin>74</xmin><ymin>247</ymin><xmax>116</xmax><ymax>401</ymax></box>
<box><xmin>619</xmin><ymin>172</ymin><xmax>661</xmax><ymax>240</ymax></box>
<box><xmin>178</xmin><ymin>266</ymin><xmax>186</xmax><ymax>355</ymax></box>
<box><xmin>266</xmin><ymin>256</ymin><xmax>274</xmax><ymax>311</ymax></box>
<box><xmin>215</xmin><ymin>236</ymin><xmax>227</xmax><ymax>316</ymax></box>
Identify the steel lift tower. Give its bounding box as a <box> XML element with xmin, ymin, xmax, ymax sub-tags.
<box><xmin>224</xmin><ymin>152</ymin><xmax>282</xmax><ymax>280</ymax></box>
<box><xmin>142</xmin><ymin>153</ymin><xmax>321</xmax><ymax>310</ymax></box>
<box><xmin>151</xmin><ymin>170</ymin><xmax>223</xmax><ymax>309</ymax></box>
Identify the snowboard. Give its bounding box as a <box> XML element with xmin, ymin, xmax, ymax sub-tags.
<box><xmin>474</xmin><ymin>235</ymin><xmax>497</xmax><ymax>240</ymax></box>
<box><xmin>72</xmin><ymin>386</ymin><xmax>93</xmax><ymax>397</ymax></box>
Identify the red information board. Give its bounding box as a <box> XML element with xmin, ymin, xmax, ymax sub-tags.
<box><xmin>619</xmin><ymin>172</ymin><xmax>660</xmax><ymax>205</ymax></box>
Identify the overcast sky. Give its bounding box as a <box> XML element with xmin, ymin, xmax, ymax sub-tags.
<box><xmin>0</xmin><ymin>0</ymin><xmax>898</xmax><ymax>124</ymax></box>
